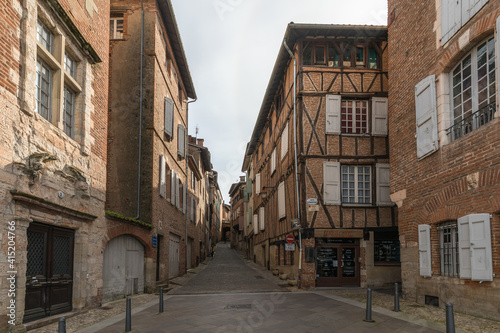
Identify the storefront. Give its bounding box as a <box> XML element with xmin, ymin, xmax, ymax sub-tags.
<box><xmin>315</xmin><ymin>238</ymin><xmax>360</xmax><ymax>287</ymax></box>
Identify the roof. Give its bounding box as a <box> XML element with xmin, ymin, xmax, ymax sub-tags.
<box><xmin>188</xmin><ymin>142</ymin><xmax>212</xmax><ymax>172</ymax></box>
<box><xmin>158</xmin><ymin>0</ymin><xmax>196</xmax><ymax>99</ymax></box>
<box><xmin>247</xmin><ymin>23</ymin><xmax>388</xmax><ymax>156</ymax></box>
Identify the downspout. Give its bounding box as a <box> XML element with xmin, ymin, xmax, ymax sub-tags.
<box><xmin>134</xmin><ymin>0</ymin><xmax>145</xmax><ymax>219</ymax></box>
<box><xmin>283</xmin><ymin>39</ymin><xmax>302</xmax><ymax>287</ymax></box>
<box><xmin>186</xmin><ymin>97</ymin><xmax>197</xmax><ymax>272</ymax></box>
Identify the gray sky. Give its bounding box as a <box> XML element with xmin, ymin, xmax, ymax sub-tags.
<box><xmin>171</xmin><ymin>0</ymin><xmax>388</xmax><ymax>202</ymax></box>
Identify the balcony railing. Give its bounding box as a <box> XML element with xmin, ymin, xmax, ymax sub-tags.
<box><xmin>447</xmin><ymin>103</ymin><xmax>496</xmax><ymax>142</ymax></box>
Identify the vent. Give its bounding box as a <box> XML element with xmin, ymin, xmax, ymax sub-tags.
<box><xmin>425</xmin><ymin>295</ymin><xmax>439</xmax><ymax>307</ymax></box>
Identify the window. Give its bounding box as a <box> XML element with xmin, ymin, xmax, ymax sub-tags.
<box><xmin>341</xmin><ymin>100</ymin><xmax>368</xmax><ymax>134</ymax></box>
<box><xmin>448</xmin><ymin>37</ymin><xmax>495</xmax><ymax>141</ymax></box>
<box><xmin>36</xmin><ymin>59</ymin><xmax>52</xmax><ymax>120</ymax></box>
<box><xmin>110</xmin><ymin>17</ymin><xmax>124</xmax><ymax>39</ymax></box>
<box><xmin>278</xmin><ymin>181</ymin><xmax>285</xmax><ymax>219</ymax></box>
<box><xmin>341</xmin><ymin>166</ymin><xmax>371</xmax><ymax>204</ymax></box>
<box><xmin>259</xmin><ymin>207</ymin><xmax>265</xmax><ymax>231</ymax></box>
<box><xmin>270</xmin><ymin>148</ymin><xmax>276</xmax><ymax>174</ymax></box>
<box><xmin>368</xmin><ymin>47</ymin><xmax>378</xmax><ymax>69</ymax></box>
<box><xmin>355</xmin><ymin>47</ymin><xmax>364</xmax><ymax>66</ymax></box>
<box><xmin>374</xmin><ymin>231</ymin><xmax>400</xmax><ymax>263</ymax></box>
<box><xmin>37</xmin><ymin>20</ymin><xmax>53</xmax><ymax>53</ymax></box>
<box><xmin>164</xmin><ymin>97</ymin><xmax>174</xmax><ymax>138</ymax></box>
<box><xmin>281</xmin><ymin>122</ymin><xmax>289</xmax><ymax>159</ymax></box>
<box><xmin>64</xmin><ymin>54</ymin><xmax>76</xmax><ymax>78</ymax></box>
<box><xmin>177</xmin><ymin>124</ymin><xmax>185</xmax><ymax>158</ymax></box>
<box><xmin>438</xmin><ymin>221</ymin><xmax>459</xmax><ymax>277</ymax></box>
<box><xmin>303</xmin><ymin>41</ymin><xmax>380</xmax><ymax>69</ymax></box>
<box><xmin>63</xmin><ymin>86</ymin><xmax>75</xmax><ymax>137</ymax></box>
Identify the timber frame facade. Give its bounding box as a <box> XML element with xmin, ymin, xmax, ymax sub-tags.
<box><xmin>244</xmin><ymin>24</ymin><xmax>399</xmax><ymax>288</ymax></box>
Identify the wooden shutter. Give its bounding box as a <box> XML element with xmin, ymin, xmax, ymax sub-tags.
<box><xmin>178</xmin><ymin>125</ymin><xmax>185</xmax><ymax>157</ymax></box>
<box><xmin>372</xmin><ymin>97</ymin><xmax>388</xmax><ymax>136</ymax></box>
<box><xmin>170</xmin><ymin>170</ymin><xmax>176</xmax><ymax>206</ymax></box>
<box><xmin>271</xmin><ymin>148</ymin><xmax>276</xmax><ymax>174</ymax></box>
<box><xmin>418</xmin><ymin>224</ymin><xmax>432</xmax><ymax>277</ymax></box>
<box><xmin>175</xmin><ymin>174</ymin><xmax>180</xmax><ymax>209</ymax></box>
<box><xmin>164</xmin><ymin>97</ymin><xmax>174</xmax><ymax>137</ymax></box>
<box><xmin>326</xmin><ymin>95</ymin><xmax>341</xmax><ymax>134</ymax></box>
<box><xmin>458</xmin><ymin>215</ymin><xmax>471</xmax><ymax>279</ymax></box>
<box><xmin>182</xmin><ymin>183</ymin><xmax>187</xmax><ymax>213</ymax></box>
<box><xmin>464</xmin><ymin>0</ymin><xmax>488</xmax><ymax>25</ymax></box>
<box><xmin>415</xmin><ymin>75</ymin><xmax>439</xmax><ymax>159</ymax></box>
<box><xmin>281</xmin><ymin>122</ymin><xmax>289</xmax><ymax>159</ymax></box>
<box><xmin>441</xmin><ymin>0</ymin><xmax>462</xmax><ymax>44</ymax></box>
<box><xmin>160</xmin><ymin>155</ymin><xmax>166</xmax><ymax>198</ymax></box>
<box><xmin>253</xmin><ymin>214</ymin><xmax>259</xmax><ymax>234</ymax></box>
<box><xmin>323</xmin><ymin>162</ymin><xmax>340</xmax><ymax>205</ymax></box>
<box><xmin>255</xmin><ymin>173</ymin><xmax>261</xmax><ymax>195</ymax></box>
<box><xmin>376</xmin><ymin>163</ymin><xmax>392</xmax><ymax>206</ymax></box>
<box><xmin>278</xmin><ymin>182</ymin><xmax>286</xmax><ymax>219</ymax></box>
<box><xmin>259</xmin><ymin>207</ymin><xmax>265</xmax><ymax>231</ymax></box>
<box><xmin>469</xmin><ymin>214</ymin><xmax>493</xmax><ymax>281</ymax></box>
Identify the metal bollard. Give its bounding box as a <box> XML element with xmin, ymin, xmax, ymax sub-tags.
<box><xmin>446</xmin><ymin>302</ymin><xmax>455</xmax><ymax>333</ymax></box>
<box><xmin>125</xmin><ymin>297</ymin><xmax>132</xmax><ymax>332</ymax></box>
<box><xmin>364</xmin><ymin>288</ymin><xmax>375</xmax><ymax>322</ymax></box>
<box><xmin>159</xmin><ymin>287</ymin><xmax>164</xmax><ymax>313</ymax></box>
<box><xmin>394</xmin><ymin>282</ymin><xmax>400</xmax><ymax>312</ymax></box>
<box><xmin>58</xmin><ymin>317</ymin><xmax>66</xmax><ymax>333</ymax></box>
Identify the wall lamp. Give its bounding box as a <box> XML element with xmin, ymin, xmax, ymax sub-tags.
<box><xmin>259</xmin><ymin>186</ymin><xmax>274</xmax><ymax>199</ymax></box>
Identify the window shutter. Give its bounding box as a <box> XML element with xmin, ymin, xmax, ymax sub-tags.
<box><xmin>323</xmin><ymin>161</ymin><xmax>340</xmax><ymax>205</ymax></box>
<box><xmin>441</xmin><ymin>0</ymin><xmax>462</xmax><ymax>44</ymax></box>
<box><xmin>253</xmin><ymin>214</ymin><xmax>259</xmax><ymax>234</ymax></box>
<box><xmin>164</xmin><ymin>97</ymin><xmax>174</xmax><ymax>137</ymax></box>
<box><xmin>175</xmin><ymin>174</ymin><xmax>180</xmax><ymax>208</ymax></box>
<box><xmin>194</xmin><ymin>200</ymin><xmax>197</xmax><ymax>222</ymax></box>
<box><xmin>458</xmin><ymin>215</ymin><xmax>472</xmax><ymax>279</ymax></box>
<box><xmin>255</xmin><ymin>173</ymin><xmax>261</xmax><ymax>195</ymax></box>
<box><xmin>271</xmin><ymin>148</ymin><xmax>276</xmax><ymax>174</ymax></box>
<box><xmin>159</xmin><ymin>155</ymin><xmax>166</xmax><ymax>198</ymax></box>
<box><xmin>281</xmin><ymin>122</ymin><xmax>289</xmax><ymax>159</ymax></box>
<box><xmin>259</xmin><ymin>207</ymin><xmax>265</xmax><ymax>231</ymax></box>
<box><xmin>326</xmin><ymin>95</ymin><xmax>341</xmax><ymax>134</ymax></box>
<box><xmin>182</xmin><ymin>183</ymin><xmax>187</xmax><ymax>213</ymax></box>
<box><xmin>376</xmin><ymin>163</ymin><xmax>392</xmax><ymax>206</ymax></box>
<box><xmin>464</xmin><ymin>0</ymin><xmax>488</xmax><ymax>25</ymax></box>
<box><xmin>278</xmin><ymin>182</ymin><xmax>286</xmax><ymax>219</ymax></box>
<box><xmin>497</xmin><ymin>15</ymin><xmax>500</xmax><ymax>107</ymax></box>
<box><xmin>372</xmin><ymin>97</ymin><xmax>388</xmax><ymax>136</ymax></box>
<box><xmin>418</xmin><ymin>224</ymin><xmax>432</xmax><ymax>277</ymax></box>
<box><xmin>415</xmin><ymin>75</ymin><xmax>439</xmax><ymax>159</ymax></box>
<box><xmin>170</xmin><ymin>170</ymin><xmax>176</xmax><ymax>206</ymax></box>
<box><xmin>469</xmin><ymin>214</ymin><xmax>493</xmax><ymax>281</ymax></box>
<box><xmin>178</xmin><ymin>124</ymin><xmax>185</xmax><ymax>157</ymax></box>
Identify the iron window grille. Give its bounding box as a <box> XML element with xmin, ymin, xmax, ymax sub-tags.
<box><xmin>446</xmin><ymin>103</ymin><xmax>495</xmax><ymax>141</ymax></box>
<box><xmin>438</xmin><ymin>221</ymin><xmax>459</xmax><ymax>277</ymax></box>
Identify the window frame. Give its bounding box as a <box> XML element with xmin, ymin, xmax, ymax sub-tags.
<box><xmin>36</xmin><ymin>58</ymin><xmax>53</xmax><ymax>121</ymax></box>
<box><xmin>438</xmin><ymin>221</ymin><xmax>460</xmax><ymax>277</ymax></box>
<box><xmin>110</xmin><ymin>17</ymin><xmax>124</xmax><ymax>40</ymax></box>
<box><xmin>341</xmin><ymin>165</ymin><xmax>371</xmax><ymax>204</ymax></box>
<box><xmin>341</xmin><ymin>100</ymin><xmax>369</xmax><ymax>134</ymax></box>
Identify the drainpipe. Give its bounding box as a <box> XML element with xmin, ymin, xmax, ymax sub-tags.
<box><xmin>185</xmin><ymin>98</ymin><xmax>197</xmax><ymax>272</ymax></box>
<box><xmin>134</xmin><ymin>0</ymin><xmax>145</xmax><ymax>219</ymax></box>
<box><xmin>283</xmin><ymin>39</ymin><xmax>302</xmax><ymax>287</ymax></box>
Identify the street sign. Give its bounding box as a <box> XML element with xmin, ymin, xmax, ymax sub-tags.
<box><xmin>152</xmin><ymin>235</ymin><xmax>157</xmax><ymax>247</ymax></box>
<box><xmin>286</xmin><ymin>235</ymin><xmax>294</xmax><ymax>244</ymax></box>
<box><xmin>285</xmin><ymin>243</ymin><xmax>295</xmax><ymax>251</ymax></box>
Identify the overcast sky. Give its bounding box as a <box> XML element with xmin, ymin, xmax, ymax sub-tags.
<box><xmin>170</xmin><ymin>0</ymin><xmax>388</xmax><ymax>203</ymax></box>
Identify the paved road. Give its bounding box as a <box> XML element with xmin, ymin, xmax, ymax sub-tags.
<box><xmin>85</xmin><ymin>244</ymin><xmax>444</xmax><ymax>333</ymax></box>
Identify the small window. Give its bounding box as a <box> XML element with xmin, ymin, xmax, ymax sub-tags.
<box><xmin>303</xmin><ymin>43</ymin><xmax>312</xmax><ymax>66</ymax></box>
<box><xmin>368</xmin><ymin>48</ymin><xmax>378</xmax><ymax>69</ymax></box>
<box><xmin>343</xmin><ymin>45</ymin><xmax>352</xmax><ymax>66</ymax></box>
<box><xmin>37</xmin><ymin>20</ymin><xmax>54</xmax><ymax>53</ymax></box>
<box><xmin>314</xmin><ymin>45</ymin><xmax>326</xmax><ymax>65</ymax></box>
<box><xmin>36</xmin><ymin>58</ymin><xmax>52</xmax><ymax>121</ymax></box>
<box><xmin>110</xmin><ymin>18</ymin><xmax>124</xmax><ymax>39</ymax></box>
<box><xmin>63</xmin><ymin>86</ymin><xmax>75</xmax><ymax>138</ymax></box>
<box><xmin>356</xmin><ymin>47</ymin><xmax>364</xmax><ymax>66</ymax></box>
<box><xmin>64</xmin><ymin>53</ymin><xmax>77</xmax><ymax>78</ymax></box>
<box><xmin>341</xmin><ymin>166</ymin><xmax>371</xmax><ymax>204</ymax></box>
<box><xmin>341</xmin><ymin>100</ymin><xmax>368</xmax><ymax>134</ymax></box>
<box><xmin>438</xmin><ymin>221</ymin><xmax>459</xmax><ymax>277</ymax></box>
<box><xmin>328</xmin><ymin>45</ymin><xmax>338</xmax><ymax>67</ymax></box>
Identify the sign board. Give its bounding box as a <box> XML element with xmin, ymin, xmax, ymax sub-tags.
<box><xmin>152</xmin><ymin>235</ymin><xmax>157</xmax><ymax>248</ymax></box>
<box><xmin>306</xmin><ymin>198</ymin><xmax>318</xmax><ymax>205</ymax></box>
<box><xmin>308</xmin><ymin>204</ymin><xmax>319</xmax><ymax>212</ymax></box>
<box><xmin>285</xmin><ymin>243</ymin><xmax>295</xmax><ymax>251</ymax></box>
<box><xmin>286</xmin><ymin>235</ymin><xmax>295</xmax><ymax>243</ymax></box>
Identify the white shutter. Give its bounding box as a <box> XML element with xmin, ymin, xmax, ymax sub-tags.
<box><xmin>326</xmin><ymin>95</ymin><xmax>341</xmax><ymax>134</ymax></box>
<box><xmin>464</xmin><ymin>0</ymin><xmax>488</xmax><ymax>25</ymax></box>
<box><xmin>175</xmin><ymin>174</ymin><xmax>180</xmax><ymax>208</ymax></box>
<box><xmin>372</xmin><ymin>97</ymin><xmax>388</xmax><ymax>136</ymax></box>
<box><xmin>458</xmin><ymin>215</ymin><xmax>472</xmax><ymax>279</ymax></box>
<box><xmin>415</xmin><ymin>75</ymin><xmax>439</xmax><ymax>159</ymax></box>
<box><xmin>278</xmin><ymin>182</ymin><xmax>286</xmax><ymax>219</ymax></box>
<box><xmin>259</xmin><ymin>207</ymin><xmax>265</xmax><ymax>231</ymax></box>
<box><xmin>255</xmin><ymin>173</ymin><xmax>261</xmax><ymax>195</ymax></box>
<box><xmin>271</xmin><ymin>148</ymin><xmax>276</xmax><ymax>174</ymax></box>
<box><xmin>170</xmin><ymin>170</ymin><xmax>176</xmax><ymax>205</ymax></box>
<box><xmin>164</xmin><ymin>97</ymin><xmax>174</xmax><ymax>137</ymax></box>
<box><xmin>178</xmin><ymin>125</ymin><xmax>185</xmax><ymax>157</ymax></box>
<box><xmin>496</xmin><ymin>15</ymin><xmax>500</xmax><ymax>110</ymax></box>
<box><xmin>182</xmin><ymin>183</ymin><xmax>187</xmax><ymax>213</ymax></box>
<box><xmin>376</xmin><ymin>163</ymin><xmax>392</xmax><ymax>206</ymax></box>
<box><xmin>253</xmin><ymin>214</ymin><xmax>259</xmax><ymax>234</ymax></box>
<box><xmin>469</xmin><ymin>214</ymin><xmax>493</xmax><ymax>281</ymax></box>
<box><xmin>441</xmin><ymin>0</ymin><xmax>462</xmax><ymax>44</ymax></box>
<box><xmin>281</xmin><ymin>122</ymin><xmax>289</xmax><ymax>159</ymax></box>
<box><xmin>418</xmin><ymin>224</ymin><xmax>432</xmax><ymax>277</ymax></box>
<box><xmin>323</xmin><ymin>162</ymin><xmax>340</xmax><ymax>205</ymax></box>
<box><xmin>159</xmin><ymin>155</ymin><xmax>166</xmax><ymax>198</ymax></box>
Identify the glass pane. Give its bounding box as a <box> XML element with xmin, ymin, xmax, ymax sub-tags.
<box><xmin>342</xmin><ymin>248</ymin><xmax>356</xmax><ymax>277</ymax></box>
<box><xmin>53</xmin><ymin>236</ymin><xmax>71</xmax><ymax>275</ymax></box>
<box><xmin>315</xmin><ymin>46</ymin><xmax>325</xmax><ymax>64</ymax></box>
<box><xmin>27</xmin><ymin>231</ymin><xmax>45</xmax><ymax>276</ymax></box>
<box><xmin>303</xmin><ymin>43</ymin><xmax>312</xmax><ymax>65</ymax></box>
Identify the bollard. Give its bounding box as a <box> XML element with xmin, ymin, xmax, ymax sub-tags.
<box><xmin>394</xmin><ymin>282</ymin><xmax>400</xmax><ymax>312</ymax></box>
<box><xmin>364</xmin><ymin>288</ymin><xmax>375</xmax><ymax>322</ymax></box>
<box><xmin>159</xmin><ymin>287</ymin><xmax>164</xmax><ymax>313</ymax></box>
<box><xmin>58</xmin><ymin>317</ymin><xmax>66</xmax><ymax>333</ymax></box>
<box><xmin>446</xmin><ymin>302</ymin><xmax>455</xmax><ymax>333</ymax></box>
<box><xmin>125</xmin><ymin>297</ymin><xmax>132</xmax><ymax>332</ymax></box>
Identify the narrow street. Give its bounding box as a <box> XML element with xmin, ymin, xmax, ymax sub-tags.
<box><xmin>79</xmin><ymin>244</ymin><xmax>443</xmax><ymax>333</ymax></box>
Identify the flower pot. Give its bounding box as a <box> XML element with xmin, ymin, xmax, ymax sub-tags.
<box><xmin>279</xmin><ymin>273</ymin><xmax>288</xmax><ymax>280</ymax></box>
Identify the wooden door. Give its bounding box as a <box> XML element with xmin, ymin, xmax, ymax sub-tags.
<box><xmin>169</xmin><ymin>234</ymin><xmax>180</xmax><ymax>278</ymax></box>
<box><xmin>315</xmin><ymin>239</ymin><xmax>360</xmax><ymax>287</ymax></box>
<box><xmin>24</xmin><ymin>223</ymin><xmax>74</xmax><ymax>323</ymax></box>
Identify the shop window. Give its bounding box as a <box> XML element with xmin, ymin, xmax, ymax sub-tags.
<box><xmin>374</xmin><ymin>231</ymin><xmax>400</xmax><ymax>263</ymax></box>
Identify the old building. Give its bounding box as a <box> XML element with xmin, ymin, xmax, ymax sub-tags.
<box><xmin>0</xmin><ymin>0</ymin><xmax>109</xmax><ymax>328</ymax></box>
<box><xmin>106</xmin><ymin>0</ymin><xmax>196</xmax><ymax>301</ymax></box>
<box><xmin>243</xmin><ymin>23</ymin><xmax>397</xmax><ymax>288</ymax></box>
<box><xmin>229</xmin><ymin>177</ymin><xmax>246</xmax><ymax>250</ymax></box>
<box><xmin>388</xmin><ymin>0</ymin><xmax>500</xmax><ymax>319</ymax></box>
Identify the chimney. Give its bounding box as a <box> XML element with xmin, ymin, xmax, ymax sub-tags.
<box><xmin>188</xmin><ymin>135</ymin><xmax>196</xmax><ymax>144</ymax></box>
<box><xmin>197</xmin><ymin>138</ymin><xmax>204</xmax><ymax>147</ymax></box>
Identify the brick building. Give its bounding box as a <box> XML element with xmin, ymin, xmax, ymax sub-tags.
<box><xmin>388</xmin><ymin>0</ymin><xmax>500</xmax><ymax>319</ymax></box>
<box><xmin>229</xmin><ymin>177</ymin><xmax>246</xmax><ymax>250</ymax></box>
<box><xmin>0</xmin><ymin>0</ymin><xmax>109</xmax><ymax>328</ymax></box>
<box><xmin>106</xmin><ymin>0</ymin><xmax>197</xmax><ymax>301</ymax></box>
<box><xmin>243</xmin><ymin>23</ymin><xmax>399</xmax><ymax>288</ymax></box>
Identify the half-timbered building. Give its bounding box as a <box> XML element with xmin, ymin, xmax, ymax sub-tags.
<box><xmin>244</xmin><ymin>23</ymin><xmax>398</xmax><ymax>288</ymax></box>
